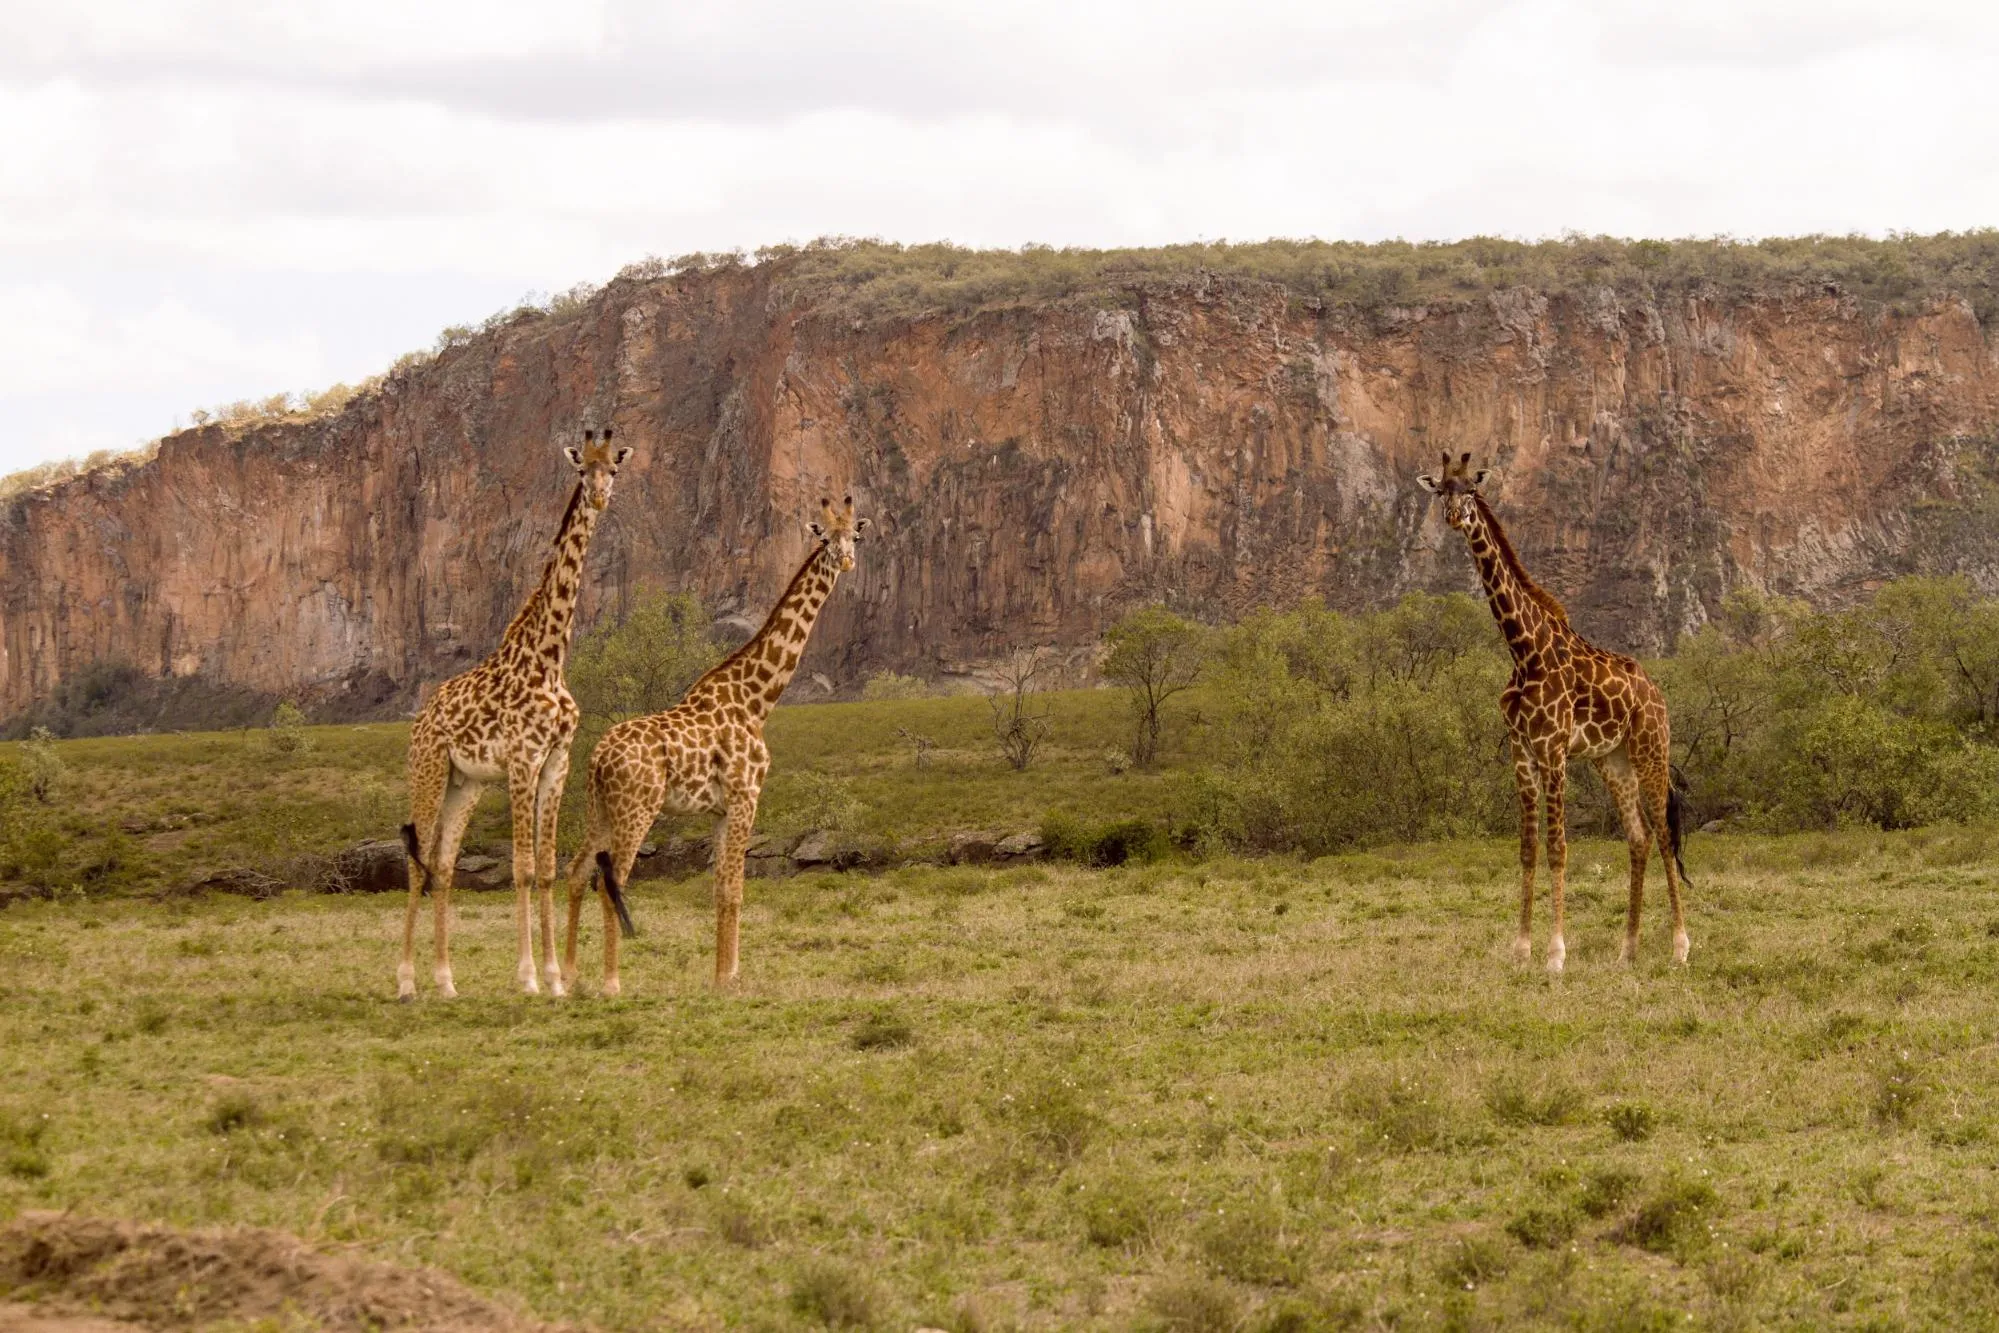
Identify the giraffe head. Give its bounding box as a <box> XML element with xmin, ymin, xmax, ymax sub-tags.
<box><xmin>562</xmin><ymin>428</ymin><xmax>633</xmax><ymax>512</ymax></box>
<box><xmin>807</xmin><ymin>495</ymin><xmax>872</xmax><ymax>572</ymax></box>
<box><xmin>1416</xmin><ymin>450</ymin><xmax>1490</xmax><ymax>531</ymax></box>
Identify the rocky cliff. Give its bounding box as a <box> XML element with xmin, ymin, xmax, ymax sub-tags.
<box><xmin>7</xmin><ymin>253</ymin><xmax>1999</xmax><ymax>729</ymax></box>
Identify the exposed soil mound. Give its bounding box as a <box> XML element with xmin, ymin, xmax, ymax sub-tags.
<box><xmin>0</xmin><ymin>1213</ymin><xmax>564</xmax><ymax>1332</ymax></box>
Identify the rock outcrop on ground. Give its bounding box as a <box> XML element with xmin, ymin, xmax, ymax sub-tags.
<box><xmin>6</xmin><ymin>252</ymin><xmax>1999</xmax><ymax>729</ymax></box>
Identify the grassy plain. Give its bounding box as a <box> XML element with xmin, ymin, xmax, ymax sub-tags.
<box><xmin>2</xmin><ymin>704</ymin><xmax>1999</xmax><ymax>1329</ymax></box>
<box><xmin>0</xmin><ymin>691</ymin><xmax>1171</xmax><ymax>897</ymax></box>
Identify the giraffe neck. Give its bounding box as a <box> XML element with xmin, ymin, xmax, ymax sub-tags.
<box><xmin>1460</xmin><ymin>498</ymin><xmax>1566</xmax><ymax>671</ymax></box>
<box><xmin>693</xmin><ymin>542</ymin><xmax>843</xmax><ymax>722</ymax></box>
<box><xmin>495</xmin><ymin>483</ymin><xmax>600</xmax><ymax>679</ymax></box>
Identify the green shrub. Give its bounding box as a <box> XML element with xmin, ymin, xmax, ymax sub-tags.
<box><xmin>1606</xmin><ymin>1101</ymin><xmax>1659</xmax><ymax>1142</ymax></box>
<box><xmin>20</xmin><ymin>727</ymin><xmax>63</xmax><ymax>802</ymax></box>
<box><xmin>1040</xmin><ymin>812</ymin><xmax>1170</xmax><ymax>867</ymax></box>
<box><xmin>1578</xmin><ymin>1167</ymin><xmax>1642</xmax><ymax>1218</ymax></box>
<box><xmin>1621</xmin><ymin>1177</ymin><xmax>1720</xmax><ymax>1256</ymax></box>
<box><xmin>265</xmin><ymin>701</ymin><xmax>311</xmax><ymax>755</ymax></box>
<box><xmin>1506</xmin><ymin>1204</ymin><xmax>1578</xmax><ymax>1248</ymax></box>
<box><xmin>569</xmin><ymin>589</ymin><xmax>723</xmax><ymax>721</ymax></box>
<box><xmin>861</xmin><ymin>671</ymin><xmax>931</xmax><ymax>701</ymax></box>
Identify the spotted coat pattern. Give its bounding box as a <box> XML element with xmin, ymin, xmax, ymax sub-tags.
<box><xmin>396</xmin><ymin>430</ymin><xmax>631</xmax><ymax>1000</ymax></box>
<box><xmin>1419</xmin><ymin>453</ymin><xmax>1690</xmax><ymax>972</ymax></box>
<box><xmin>562</xmin><ymin>497</ymin><xmax>870</xmax><ymax>994</ymax></box>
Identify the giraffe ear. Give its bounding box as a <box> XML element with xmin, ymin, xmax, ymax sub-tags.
<box><xmin>1416</xmin><ymin>473</ymin><xmax>1442</xmax><ymax>494</ymax></box>
<box><xmin>808</xmin><ymin>522</ymin><xmax>826</xmax><ymax>539</ymax></box>
<box><xmin>1472</xmin><ymin>469</ymin><xmax>1489</xmax><ymax>488</ymax></box>
<box><xmin>612</xmin><ymin>447</ymin><xmax>633</xmax><ymax>467</ymax></box>
<box><xmin>563</xmin><ymin>446</ymin><xmax>585</xmax><ymax>468</ymax></box>
<box><xmin>854</xmin><ymin>517</ymin><xmax>872</xmax><ymax>538</ymax></box>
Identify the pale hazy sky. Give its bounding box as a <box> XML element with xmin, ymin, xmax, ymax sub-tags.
<box><xmin>4</xmin><ymin>0</ymin><xmax>1997</xmax><ymax>475</ymax></box>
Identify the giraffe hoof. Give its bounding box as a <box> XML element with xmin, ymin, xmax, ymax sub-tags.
<box><xmin>1511</xmin><ymin>937</ymin><xmax>1532</xmax><ymax>965</ymax></box>
<box><xmin>602</xmin><ymin>978</ymin><xmax>621</xmax><ymax>999</ymax></box>
<box><xmin>1619</xmin><ymin>939</ymin><xmax>1637</xmax><ymax>965</ymax></box>
<box><xmin>396</xmin><ymin>990</ymin><xmax>415</xmax><ymax>1004</ymax></box>
<box><xmin>1673</xmin><ymin>933</ymin><xmax>1690</xmax><ymax>965</ymax></box>
<box><xmin>1545</xmin><ymin>942</ymin><xmax>1566</xmax><ymax>975</ymax></box>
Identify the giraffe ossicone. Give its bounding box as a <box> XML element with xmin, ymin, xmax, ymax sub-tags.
<box><xmin>561</xmin><ymin>494</ymin><xmax>871</xmax><ymax>995</ymax></box>
<box><xmin>1419</xmin><ymin>449</ymin><xmax>1691</xmax><ymax>972</ymax></box>
<box><xmin>395</xmin><ymin>426</ymin><xmax>632</xmax><ymax>1001</ymax></box>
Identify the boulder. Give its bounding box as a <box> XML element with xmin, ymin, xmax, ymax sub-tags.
<box><xmin>326</xmin><ymin>839</ymin><xmax>407</xmax><ymax>894</ymax></box>
<box><xmin>183</xmin><ymin>867</ymin><xmax>286</xmax><ymax>901</ymax></box>
<box><xmin>947</xmin><ymin>831</ymin><xmax>1002</xmax><ymax>865</ymax></box>
<box><xmin>996</xmin><ymin>831</ymin><xmax>1046</xmax><ymax>859</ymax></box>
<box><xmin>453</xmin><ymin>853</ymin><xmax>512</xmax><ymax>891</ymax></box>
<box><xmin>791</xmin><ymin>830</ymin><xmax>838</xmax><ymax>866</ymax></box>
<box><xmin>629</xmin><ymin>834</ymin><xmax>712</xmax><ymax>880</ymax></box>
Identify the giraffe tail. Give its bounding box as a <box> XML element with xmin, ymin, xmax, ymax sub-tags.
<box><xmin>596</xmin><ymin>850</ymin><xmax>637</xmax><ymax>939</ymax></box>
<box><xmin>400</xmin><ymin>822</ymin><xmax>432</xmax><ymax>897</ymax></box>
<box><xmin>1664</xmin><ymin>784</ymin><xmax>1693</xmax><ymax>889</ymax></box>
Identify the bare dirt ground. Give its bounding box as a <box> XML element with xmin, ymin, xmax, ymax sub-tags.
<box><xmin>0</xmin><ymin>1213</ymin><xmax>565</xmax><ymax>1332</ymax></box>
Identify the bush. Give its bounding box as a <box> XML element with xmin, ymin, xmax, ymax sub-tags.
<box><xmin>1621</xmin><ymin>1177</ymin><xmax>1720</xmax><ymax>1256</ymax></box>
<box><xmin>20</xmin><ymin>728</ymin><xmax>63</xmax><ymax>803</ymax></box>
<box><xmin>1041</xmin><ymin>812</ymin><xmax>1169</xmax><ymax>867</ymax></box>
<box><xmin>861</xmin><ymin>671</ymin><xmax>930</xmax><ymax>701</ymax></box>
<box><xmin>1187</xmin><ymin>595</ymin><xmax>1513</xmax><ymax>854</ymax></box>
<box><xmin>569</xmin><ymin>590</ymin><xmax>723</xmax><ymax>721</ymax></box>
<box><xmin>265</xmin><ymin>701</ymin><xmax>311</xmax><ymax>755</ymax></box>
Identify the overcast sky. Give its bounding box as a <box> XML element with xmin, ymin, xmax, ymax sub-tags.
<box><xmin>4</xmin><ymin>0</ymin><xmax>1997</xmax><ymax>476</ymax></box>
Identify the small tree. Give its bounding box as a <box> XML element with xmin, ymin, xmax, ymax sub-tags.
<box><xmin>570</xmin><ymin>590</ymin><xmax>723</xmax><ymax>721</ymax></box>
<box><xmin>21</xmin><ymin>727</ymin><xmax>64</xmax><ymax>803</ymax></box>
<box><xmin>1101</xmin><ymin>607</ymin><xmax>1208</xmax><ymax>767</ymax></box>
<box><xmin>266</xmin><ymin>701</ymin><xmax>311</xmax><ymax>755</ymax></box>
<box><xmin>987</xmin><ymin>649</ymin><xmax>1052</xmax><ymax>771</ymax></box>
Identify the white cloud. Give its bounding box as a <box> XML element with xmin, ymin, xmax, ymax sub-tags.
<box><xmin>2</xmin><ymin>0</ymin><xmax>1996</xmax><ymax>473</ymax></box>
<box><xmin>0</xmin><ymin>282</ymin><xmax>319</xmax><ymax>397</ymax></box>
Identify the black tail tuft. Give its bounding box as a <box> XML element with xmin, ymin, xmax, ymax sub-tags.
<box><xmin>596</xmin><ymin>850</ymin><xmax>637</xmax><ymax>939</ymax></box>
<box><xmin>400</xmin><ymin>822</ymin><xmax>431</xmax><ymax>896</ymax></box>
<box><xmin>1665</xmin><ymin>786</ymin><xmax>1693</xmax><ymax>888</ymax></box>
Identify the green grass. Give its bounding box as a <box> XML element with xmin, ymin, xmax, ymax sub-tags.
<box><xmin>0</xmin><ymin>690</ymin><xmax>1176</xmax><ymax>896</ymax></box>
<box><xmin>1</xmin><ymin>828</ymin><xmax>1997</xmax><ymax>1328</ymax></box>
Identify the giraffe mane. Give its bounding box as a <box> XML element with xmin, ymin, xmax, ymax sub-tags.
<box><xmin>1472</xmin><ymin>494</ymin><xmax>1570</xmax><ymax>627</ymax></box>
<box><xmin>498</xmin><ymin>481</ymin><xmax>586</xmax><ymax>643</ymax></box>
<box><xmin>687</xmin><ymin>537</ymin><xmax>831</xmax><ymax>691</ymax></box>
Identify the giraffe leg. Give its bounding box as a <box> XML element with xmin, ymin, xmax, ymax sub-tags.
<box><xmin>507</xmin><ymin>761</ymin><xmax>545</xmax><ymax>995</ymax></box>
<box><xmin>713</xmin><ymin>797</ymin><xmax>758</xmax><ymax>986</ymax></box>
<box><xmin>534</xmin><ymin>743</ymin><xmax>571</xmax><ymax>997</ymax></box>
<box><xmin>1595</xmin><ymin>749</ymin><xmax>1651</xmax><ymax>964</ymax></box>
<box><xmin>601</xmin><ymin>823</ymin><xmax>648</xmax><ymax>999</ymax></box>
<box><xmin>428</xmin><ymin>772</ymin><xmax>481</xmax><ymax>998</ymax></box>
<box><xmin>561</xmin><ymin>840</ymin><xmax>593</xmax><ymax>993</ymax></box>
<box><xmin>1540</xmin><ymin>753</ymin><xmax>1569</xmax><ymax>975</ymax></box>
<box><xmin>399</xmin><ymin>746</ymin><xmax>448</xmax><ymax>1001</ymax></box>
<box><xmin>1508</xmin><ymin>734</ymin><xmax>1538</xmax><ymax>965</ymax></box>
<box><xmin>1638</xmin><ymin>753</ymin><xmax>1691</xmax><ymax>965</ymax></box>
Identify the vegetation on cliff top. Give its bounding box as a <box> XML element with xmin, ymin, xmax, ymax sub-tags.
<box><xmin>9</xmin><ymin>231</ymin><xmax>1999</xmax><ymax>503</ymax></box>
<box><xmin>739</xmin><ymin>229</ymin><xmax>1999</xmax><ymax>323</ymax></box>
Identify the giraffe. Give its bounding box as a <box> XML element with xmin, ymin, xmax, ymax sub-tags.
<box><xmin>396</xmin><ymin>428</ymin><xmax>633</xmax><ymax>1001</ymax></box>
<box><xmin>1417</xmin><ymin>451</ymin><xmax>1691</xmax><ymax>972</ymax></box>
<box><xmin>560</xmin><ymin>495</ymin><xmax>871</xmax><ymax>995</ymax></box>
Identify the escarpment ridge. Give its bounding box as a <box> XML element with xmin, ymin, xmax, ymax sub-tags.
<box><xmin>7</xmin><ymin>237</ymin><xmax>1999</xmax><ymax>730</ymax></box>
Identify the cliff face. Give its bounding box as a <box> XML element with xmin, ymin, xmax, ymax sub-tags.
<box><xmin>6</xmin><ymin>262</ymin><xmax>1999</xmax><ymax>726</ymax></box>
